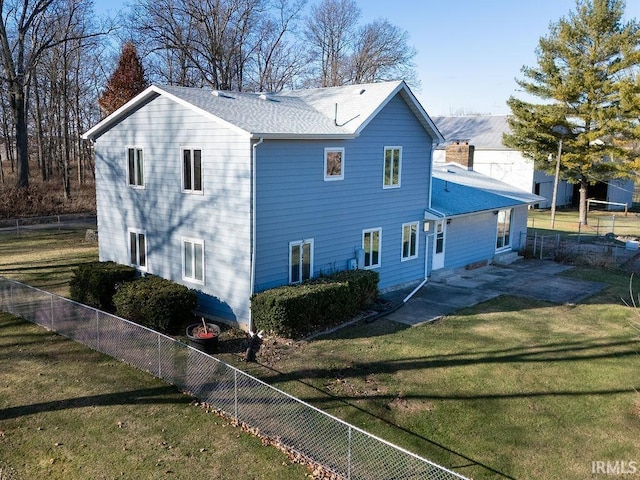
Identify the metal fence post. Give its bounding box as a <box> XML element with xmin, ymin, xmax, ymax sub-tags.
<box><xmin>96</xmin><ymin>310</ymin><xmax>100</xmax><ymax>351</ymax></box>
<box><xmin>540</xmin><ymin>236</ymin><xmax>544</xmax><ymax>259</ymax></box>
<box><xmin>612</xmin><ymin>215</ymin><xmax>616</xmax><ymax>235</ymax></box>
<box><xmin>50</xmin><ymin>294</ymin><xmax>54</xmax><ymax>330</ymax></box>
<box><xmin>533</xmin><ymin>231</ymin><xmax>538</xmax><ymax>257</ymax></box>
<box><xmin>234</xmin><ymin>370</ymin><xmax>238</xmax><ymax>421</ymax></box>
<box><xmin>8</xmin><ymin>282</ymin><xmax>13</xmax><ymax>314</ymax></box>
<box><xmin>157</xmin><ymin>335</ymin><xmax>162</xmax><ymax>378</ymax></box>
<box><xmin>347</xmin><ymin>425</ymin><xmax>352</xmax><ymax>480</ymax></box>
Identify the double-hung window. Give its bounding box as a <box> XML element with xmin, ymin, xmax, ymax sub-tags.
<box><xmin>289</xmin><ymin>239</ymin><xmax>313</xmax><ymax>284</ymax></box>
<box><xmin>324</xmin><ymin>147</ymin><xmax>344</xmax><ymax>181</ymax></box>
<box><xmin>183</xmin><ymin>148</ymin><xmax>203</xmax><ymax>193</ymax></box>
<box><xmin>402</xmin><ymin>222</ymin><xmax>419</xmax><ymax>261</ymax></box>
<box><xmin>496</xmin><ymin>209</ymin><xmax>512</xmax><ymax>250</ymax></box>
<box><xmin>362</xmin><ymin>228</ymin><xmax>381</xmax><ymax>269</ymax></box>
<box><xmin>383</xmin><ymin>146</ymin><xmax>401</xmax><ymax>188</ymax></box>
<box><xmin>129</xmin><ymin>229</ymin><xmax>147</xmax><ymax>270</ymax></box>
<box><xmin>183</xmin><ymin>238</ymin><xmax>205</xmax><ymax>283</ymax></box>
<box><xmin>127</xmin><ymin>147</ymin><xmax>144</xmax><ymax>187</ymax></box>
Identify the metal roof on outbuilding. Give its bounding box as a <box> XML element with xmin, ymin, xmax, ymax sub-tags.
<box><xmin>433</xmin><ymin>115</ymin><xmax>510</xmax><ymax>150</ymax></box>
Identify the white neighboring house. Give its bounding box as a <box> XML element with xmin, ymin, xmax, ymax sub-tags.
<box><xmin>432</xmin><ymin>115</ymin><xmax>572</xmax><ymax>209</ymax></box>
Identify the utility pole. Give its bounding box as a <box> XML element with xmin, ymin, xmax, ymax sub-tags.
<box><xmin>550</xmin><ymin>124</ymin><xmax>570</xmax><ymax>230</ymax></box>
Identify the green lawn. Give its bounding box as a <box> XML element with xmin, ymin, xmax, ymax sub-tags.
<box><xmin>0</xmin><ymin>228</ymin><xmax>308</xmax><ymax>479</ymax></box>
<box><xmin>0</xmin><ymin>313</ymin><xmax>308</xmax><ymax>480</ymax></box>
<box><xmin>528</xmin><ymin>208</ymin><xmax>640</xmax><ymax>238</ymax></box>
<box><xmin>2</xmin><ymin>223</ymin><xmax>640</xmax><ymax>479</ymax></box>
<box><xmin>223</xmin><ymin>272</ymin><xmax>640</xmax><ymax>479</ymax></box>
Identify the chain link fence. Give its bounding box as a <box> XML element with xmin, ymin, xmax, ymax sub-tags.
<box><xmin>0</xmin><ymin>277</ymin><xmax>468</xmax><ymax>480</ymax></box>
<box><xmin>520</xmin><ymin>231</ymin><xmax>638</xmax><ymax>267</ymax></box>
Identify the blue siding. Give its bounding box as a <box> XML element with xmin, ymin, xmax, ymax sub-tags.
<box><xmin>442</xmin><ymin>205</ymin><xmax>529</xmax><ymax>270</ymax></box>
<box><xmin>94</xmin><ymin>96</ymin><xmax>253</xmax><ymax>328</ymax></box>
<box><xmin>254</xmin><ymin>94</ymin><xmax>434</xmax><ymax>292</ymax></box>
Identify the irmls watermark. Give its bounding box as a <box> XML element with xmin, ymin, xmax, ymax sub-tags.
<box><xmin>591</xmin><ymin>460</ymin><xmax>638</xmax><ymax>475</ymax></box>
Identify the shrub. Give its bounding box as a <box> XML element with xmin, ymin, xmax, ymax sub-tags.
<box><xmin>113</xmin><ymin>276</ymin><xmax>198</xmax><ymax>333</ymax></box>
<box><xmin>251</xmin><ymin>269</ymin><xmax>379</xmax><ymax>337</ymax></box>
<box><xmin>70</xmin><ymin>261</ymin><xmax>137</xmax><ymax>311</ymax></box>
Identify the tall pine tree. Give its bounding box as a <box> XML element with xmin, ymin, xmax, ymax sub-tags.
<box><xmin>98</xmin><ymin>41</ymin><xmax>148</xmax><ymax>117</ymax></box>
<box><xmin>504</xmin><ymin>0</ymin><xmax>640</xmax><ymax>225</ymax></box>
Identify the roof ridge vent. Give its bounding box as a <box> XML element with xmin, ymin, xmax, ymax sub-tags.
<box><xmin>259</xmin><ymin>93</ymin><xmax>278</xmax><ymax>102</ymax></box>
<box><xmin>212</xmin><ymin>90</ymin><xmax>234</xmax><ymax>99</ymax></box>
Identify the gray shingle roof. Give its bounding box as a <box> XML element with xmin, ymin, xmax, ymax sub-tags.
<box><xmin>430</xmin><ymin>163</ymin><xmax>543</xmax><ymax>216</ymax></box>
<box><xmin>84</xmin><ymin>81</ymin><xmax>444</xmax><ymax>142</ymax></box>
<box><xmin>432</xmin><ymin>115</ymin><xmax>510</xmax><ymax>150</ymax></box>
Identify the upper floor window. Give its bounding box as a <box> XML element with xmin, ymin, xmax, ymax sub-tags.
<box><xmin>127</xmin><ymin>147</ymin><xmax>144</xmax><ymax>187</ymax></box>
<box><xmin>383</xmin><ymin>146</ymin><xmax>402</xmax><ymax>188</ymax></box>
<box><xmin>324</xmin><ymin>147</ymin><xmax>344</xmax><ymax>181</ymax></box>
<box><xmin>183</xmin><ymin>237</ymin><xmax>205</xmax><ymax>283</ymax></box>
<box><xmin>363</xmin><ymin>228</ymin><xmax>381</xmax><ymax>269</ymax></box>
<box><xmin>183</xmin><ymin>148</ymin><xmax>203</xmax><ymax>193</ymax></box>
<box><xmin>402</xmin><ymin>222</ymin><xmax>419</xmax><ymax>261</ymax></box>
<box><xmin>129</xmin><ymin>229</ymin><xmax>147</xmax><ymax>270</ymax></box>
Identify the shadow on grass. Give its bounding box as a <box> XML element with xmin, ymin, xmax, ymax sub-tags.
<box><xmin>0</xmin><ymin>385</ymin><xmax>189</xmax><ymax>421</ymax></box>
<box><xmin>252</xmin><ymin>334</ymin><xmax>639</xmax><ymax>480</ymax></box>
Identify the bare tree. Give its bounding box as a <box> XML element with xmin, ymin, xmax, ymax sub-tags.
<box><xmin>304</xmin><ymin>0</ymin><xmax>360</xmax><ymax>87</ymax></box>
<box><xmin>0</xmin><ymin>0</ymin><xmax>109</xmax><ymax>189</ymax></box>
<box><xmin>251</xmin><ymin>0</ymin><xmax>307</xmax><ymax>91</ymax></box>
<box><xmin>350</xmin><ymin>19</ymin><xmax>418</xmax><ymax>86</ymax></box>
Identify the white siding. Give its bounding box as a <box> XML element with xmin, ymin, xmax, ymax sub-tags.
<box><xmin>94</xmin><ymin>96</ymin><xmax>253</xmax><ymax>328</ymax></box>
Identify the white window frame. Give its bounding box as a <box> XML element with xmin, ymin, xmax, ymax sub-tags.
<box><xmin>324</xmin><ymin>147</ymin><xmax>344</xmax><ymax>181</ymax></box>
<box><xmin>127</xmin><ymin>146</ymin><xmax>144</xmax><ymax>188</ymax></box>
<box><xmin>182</xmin><ymin>237</ymin><xmax>205</xmax><ymax>284</ymax></box>
<box><xmin>289</xmin><ymin>239</ymin><xmax>314</xmax><ymax>284</ymax></box>
<box><xmin>401</xmin><ymin>222</ymin><xmax>419</xmax><ymax>261</ymax></box>
<box><xmin>362</xmin><ymin>228</ymin><xmax>382</xmax><ymax>269</ymax></box>
<box><xmin>383</xmin><ymin>146</ymin><xmax>402</xmax><ymax>189</ymax></box>
<box><xmin>496</xmin><ymin>208</ymin><xmax>513</xmax><ymax>251</ymax></box>
<box><xmin>182</xmin><ymin>147</ymin><xmax>203</xmax><ymax>194</ymax></box>
<box><xmin>128</xmin><ymin>228</ymin><xmax>147</xmax><ymax>271</ymax></box>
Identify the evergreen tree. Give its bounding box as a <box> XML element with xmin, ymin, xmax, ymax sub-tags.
<box><xmin>504</xmin><ymin>0</ymin><xmax>640</xmax><ymax>225</ymax></box>
<box><xmin>98</xmin><ymin>41</ymin><xmax>148</xmax><ymax>117</ymax></box>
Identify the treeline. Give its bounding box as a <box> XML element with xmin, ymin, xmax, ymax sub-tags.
<box><xmin>0</xmin><ymin>0</ymin><xmax>418</xmax><ymax>206</ymax></box>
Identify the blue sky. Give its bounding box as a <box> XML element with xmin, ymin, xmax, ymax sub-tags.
<box><xmin>95</xmin><ymin>0</ymin><xmax>640</xmax><ymax>116</ymax></box>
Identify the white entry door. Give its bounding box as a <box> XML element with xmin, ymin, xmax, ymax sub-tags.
<box><xmin>432</xmin><ymin>220</ymin><xmax>445</xmax><ymax>270</ymax></box>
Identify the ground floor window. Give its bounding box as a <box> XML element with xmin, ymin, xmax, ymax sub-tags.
<box><xmin>129</xmin><ymin>229</ymin><xmax>146</xmax><ymax>270</ymax></box>
<box><xmin>363</xmin><ymin>228</ymin><xmax>381</xmax><ymax>268</ymax></box>
<box><xmin>496</xmin><ymin>209</ymin><xmax>512</xmax><ymax>250</ymax></box>
<box><xmin>289</xmin><ymin>239</ymin><xmax>313</xmax><ymax>284</ymax></box>
<box><xmin>183</xmin><ymin>237</ymin><xmax>205</xmax><ymax>283</ymax></box>
<box><xmin>402</xmin><ymin>222</ymin><xmax>419</xmax><ymax>260</ymax></box>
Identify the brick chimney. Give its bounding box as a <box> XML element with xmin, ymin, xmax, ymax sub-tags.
<box><xmin>445</xmin><ymin>140</ymin><xmax>474</xmax><ymax>170</ymax></box>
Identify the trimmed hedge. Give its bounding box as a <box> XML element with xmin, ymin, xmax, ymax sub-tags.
<box><xmin>113</xmin><ymin>275</ymin><xmax>198</xmax><ymax>333</ymax></box>
<box><xmin>251</xmin><ymin>269</ymin><xmax>379</xmax><ymax>337</ymax></box>
<box><xmin>69</xmin><ymin>261</ymin><xmax>137</xmax><ymax>311</ymax></box>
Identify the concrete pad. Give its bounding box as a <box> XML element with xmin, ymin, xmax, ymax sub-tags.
<box><xmin>384</xmin><ymin>259</ymin><xmax>607</xmax><ymax>327</ymax></box>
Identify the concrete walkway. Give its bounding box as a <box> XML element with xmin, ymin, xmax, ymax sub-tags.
<box><xmin>382</xmin><ymin>259</ymin><xmax>608</xmax><ymax>326</ymax></box>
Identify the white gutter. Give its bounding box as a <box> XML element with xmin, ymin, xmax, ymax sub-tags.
<box><xmin>250</xmin><ymin>137</ymin><xmax>264</xmax><ymax>329</ymax></box>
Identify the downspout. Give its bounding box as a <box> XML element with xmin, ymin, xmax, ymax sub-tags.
<box><xmin>250</xmin><ymin>137</ymin><xmax>264</xmax><ymax>330</ymax></box>
<box><xmin>403</xmin><ymin>141</ymin><xmax>445</xmax><ymax>304</ymax></box>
